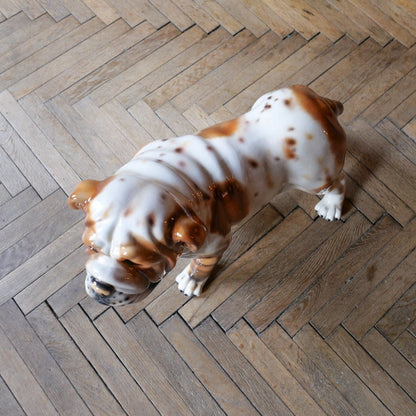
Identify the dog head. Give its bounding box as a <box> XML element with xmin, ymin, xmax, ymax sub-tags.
<box><xmin>69</xmin><ymin>178</ymin><xmax>207</xmax><ymax>306</ymax></box>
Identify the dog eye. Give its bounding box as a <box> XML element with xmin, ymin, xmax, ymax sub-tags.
<box><xmin>87</xmin><ymin>246</ymin><xmax>98</xmax><ymax>254</ymax></box>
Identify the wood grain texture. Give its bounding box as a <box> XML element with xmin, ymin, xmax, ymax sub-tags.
<box><xmin>0</xmin><ymin>2</ymin><xmax>415</xmax><ymax>415</ymax></box>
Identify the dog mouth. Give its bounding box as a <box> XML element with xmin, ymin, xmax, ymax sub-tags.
<box><xmin>85</xmin><ymin>274</ymin><xmax>139</xmax><ymax>306</ymax></box>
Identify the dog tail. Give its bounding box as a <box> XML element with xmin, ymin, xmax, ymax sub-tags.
<box><xmin>325</xmin><ymin>98</ymin><xmax>344</xmax><ymax>116</ymax></box>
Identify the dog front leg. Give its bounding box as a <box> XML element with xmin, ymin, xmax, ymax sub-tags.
<box><xmin>176</xmin><ymin>256</ymin><xmax>221</xmax><ymax>296</ymax></box>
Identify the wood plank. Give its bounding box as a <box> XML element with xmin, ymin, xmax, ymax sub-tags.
<box><xmin>0</xmin><ymin>324</ymin><xmax>58</xmax><ymax>416</ymax></box>
<box><xmin>0</xmin><ymin>17</ymin><xmax>105</xmax><ymax>91</ymax></box>
<box><xmin>238</xmin><ymin>0</ymin><xmax>292</xmax><ymax>38</ymax></box>
<box><xmin>46</xmin><ymin>95</ymin><xmax>122</xmax><ymax>177</ymax></box>
<box><xmin>0</xmin><ymin>145</ymin><xmax>29</xmax><ymax>196</ymax></box>
<box><xmin>128</xmin><ymin>100</ymin><xmax>174</xmax><ymax>140</ymax></box>
<box><xmin>62</xmin><ymin>23</ymin><xmax>177</xmax><ymax>105</ymax></box>
<box><xmin>294</xmin><ymin>325</ymin><xmax>393</xmax><ymax>416</ymax></box>
<box><xmin>344</xmin><ymin>249</ymin><xmax>416</xmax><ymax>339</ymax></box>
<box><xmin>47</xmin><ymin>271</ymin><xmax>87</xmax><ymax>318</ymax></box>
<box><xmin>144</xmin><ymin>29</ymin><xmax>255</xmax><ymax>110</ymax></box>
<box><xmin>195</xmin><ymin>317</ymin><xmax>294</xmax><ymax>416</ymax></box>
<box><xmin>377</xmin><ymin>282</ymin><xmax>416</xmax><ymax>343</ymax></box>
<box><xmin>362</xmin><ymin>67</ymin><xmax>416</xmax><ymax>126</ymax></box>
<box><xmin>279</xmin><ymin>214</ymin><xmax>401</xmax><ymax>336</ymax></box>
<box><xmin>348</xmin><ymin>120</ymin><xmax>416</xmax><ymax>205</ymax></box>
<box><xmin>94</xmin><ymin>309</ymin><xmax>194</xmax><ymax>416</ymax></box>
<box><xmin>198</xmin><ymin>31</ymin><xmax>298</xmax><ymax>114</ymax></box>
<box><xmin>0</xmin><ymin>376</ymin><xmax>25</xmax><ymax>416</ymax></box>
<box><xmin>328</xmin><ymin>327</ymin><xmax>416</xmax><ymax>416</ymax></box>
<box><xmin>228</xmin><ymin>319</ymin><xmax>326</xmax><ymax>416</ymax></box>
<box><xmin>311</xmin><ymin>216</ymin><xmax>413</xmax><ymax>338</ymax></box>
<box><xmin>262</xmin><ymin>323</ymin><xmax>361</xmax><ymax>416</ymax></box>
<box><xmin>28</xmin><ymin>303</ymin><xmax>126</xmax><ymax>416</ymax></box>
<box><xmin>179</xmin><ymin>208</ymin><xmax>311</xmax><ymax>328</ymax></box>
<box><xmin>0</xmin><ymin>193</ymin><xmax>81</xmax><ymax>279</ymax></box>
<box><xmin>58</xmin><ymin>0</ymin><xmax>95</xmax><ymax>23</ymax></box>
<box><xmin>127</xmin><ymin>312</ymin><xmax>226</xmax><ymax>416</ymax></box>
<box><xmin>81</xmin><ymin>0</ymin><xmax>119</xmax><ymax>25</ymax></box>
<box><xmin>74</xmin><ymin>97</ymin><xmax>137</xmax><ymax>164</ymax></box>
<box><xmin>35</xmin><ymin>0</ymin><xmax>70</xmax><ymax>21</ymax></box>
<box><xmin>174</xmin><ymin>0</ymin><xmax>219</xmax><ymax>33</ymax></box>
<box><xmin>90</xmin><ymin>25</ymin><xmax>205</xmax><ymax>106</ymax></box>
<box><xmin>0</xmin><ymin>189</ymin><xmax>69</xmax><ymax>254</ymax></box>
<box><xmin>247</xmin><ymin>211</ymin><xmax>370</xmax><ymax>333</ymax></box>
<box><xmin>388</xmin><ymin>90</ymin><xmax>416</xmax><ymax>128</ymax></box>
<box><xmin>19</xmin><ymin>92</ymin><xmax>102</xmax><ymax>181</ymax></box>
<box><xmin>15</xmin><ymin>245</ymin><xmax>87</xmax><ymax>314</ymax></box>
<box><xmin>0</xmin><ymin>221</ymin><xmax>84</xmax><ymax>306</ymax></box>
<box><xmin>225</xmin><ymin>33</ymin><xmax>330</xmax><ymax>114</ymax></box>
<box><xmin>160</xmin><ymin>314</ymin><xmax>262</xmax><ymax>415</ymax></box>
<box><xmin>341</xmin><ymin>44</ymin><xmax>416</xmax><ymax>123</ymax></box>
<box><xmin>216</xmin><ymin>0</ymin><xmax>269</xmax><ymax>37</ymax></box>
<box><xmin>101</xmin><ymin>99</ymin><xmax>153</xmax><ymax>149</ymax></box>
<box><xmin>343</xmin><ymin>151</ymin><xmax>414</xmax><ymax>226</ymax></box>
<box><xmin>262</xmin><ymin>0</ymin><xmax>320</xmax><ymax>40</ymax></box>
<box><xmin>194</xmin><ymin>0</ymin><xmax>244</xmax><ymax>35</ymax></box>
<box><xmin>394</xmin><ymin>330</ymin><xmax>416</xmax><ymax>368</ymax></box>
<box><xmin>0</xmin><ymin>187</ymin><xmax>40</xmax><ymax>229</ymax></box>
<box><xmin>0</xmin><ymin>90</ymin><xmax>80</xmax><ymax>195</ymax></box>
<box><xmin>376</xmin><ymin>118</ymin><xmax>416</xmax><ymax>165</ymax></box>
<box><xmin>326</xmin><ymin>0</ymin><xmax>392</xmax><ymax>45</ymax></box>
<box><xmin>0</xmin><ymin>300</ymin><xmax>91</xmax><ymax>415</ymax></box>
<box><xmin>61</xmin><ymin>305</ymin><xmax>158</xmax><ymax>415</ymax></box>
<box><xmin>104</xmin><ymin>0</ymin><xmax>144</xmax><ymax>27</ymax></box>
<box><xmin>0</xmin><ymin>114</ymin><xmax>58</xmax><ymax>198</ymax></box>
<box><xmin>0</xmin><ymin>15</ymin><xmax>78</xmax><ymax>74</ymax></box>
<box><xmin>36</xmin><ymin>21</ymin><xmax>155</xmax><ymax>101</ymax></box>
<box><xmin>361</xmin><ymin>328</ymin><xmax>416</xmax><ymax>400</ymax></box>
<box><xmin>212</xmin><ymin>213</ymin><xmax>341</xmax><ymax>332</ymax></box>
<box><xmin>9</xmin><ymin>18</ymin><xmax>124</xmax><ymax>99</ymax></box>
<box><xmin>148</xmin><ymin>0</ymin><xmax>193</xmax><ymax>31</ymax></box>
<box><xmin>117</xmin><ymin>26</ymin><xmax>231</xmax><ymax>108</ymax></box>
<box><xmin>350</xmin><ymin>0</ymin><xmax>415</xmax><ymax>47</ymax></box>
<box><xmin>171</xmin><ymin>29</ymin><xmax>288</xmax><ymax>114</ymax></box>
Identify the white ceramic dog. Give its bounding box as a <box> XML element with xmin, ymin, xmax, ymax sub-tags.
<box><xmin>69</xmin><ymin>85</ymin><xmax>346</xmax><ymax>305</ymax></box>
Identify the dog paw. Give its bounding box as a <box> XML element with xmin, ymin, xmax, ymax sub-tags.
<box><xmin>176</xmin><ymin>267</ymin><xmax>204</xmax><ymax>297</ymax></box>
<box><xmin>315</xmin><ymin>194</ymin><xmax>342</xmax><ymax>221</ymax></box>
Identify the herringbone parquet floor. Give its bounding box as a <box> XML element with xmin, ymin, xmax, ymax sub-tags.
<box><xmin>0</xmin><ymin>1</ymin><xmax>415</xmax><ymax>415</ymax></box>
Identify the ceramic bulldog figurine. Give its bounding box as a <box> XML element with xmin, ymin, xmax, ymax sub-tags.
<box><xmin>69</xmin><ymin>85</ymin><xmax>346</xmax><ymax>305</ymax></box>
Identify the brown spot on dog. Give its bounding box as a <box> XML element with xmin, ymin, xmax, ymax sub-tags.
<box><xmin>262</xmin><ymin>103</ymin><xmax>272</xmax><ymax>112</ymax></box>
<box><xmin>199</xmin><ymin>118</ymin><xmax>239</xmax><ymax>139</ymax></box>
<box><xmin>306</xmin><ymin>133</ymin><xmax>314</xmax><ymax>140</ymax></box>
<box><xmin>291</xmin><ymin>84</ymin><xmax>346</xmax><ymax>169</ymax></box>
<box><xmin>288</xmin><ymin>127</ymin><xmax>295</xmax><ymax>131</ymax></box>
<box><xmin>284</xmin><ymin>137</ymin><xmax>297</xmax><ymax>160</ymax></box>
<box><xmin>209</xmin><ymin>179</ymin><xmax>250</xmax><ymax>235</ymax></box>
<box><xmin>175</xmin><ymin>147</ymin><xmax>183</xmax><ymax>153</ymax></box>
<box><xmin>268</xmin><ymin>95</ymin><xmax>272</xmax><ymax>99</ymax></box>
<box><xmin>172</xmin><ymin>215</ymin><xmax>207</xmax><ymax>252</ymax></box>
<box><xmin>284</xmin><ymin>98</ymin><xmax>293</xmax><ymax>107</ymax></box>
<box><xmin>147</xmin><ymin>213</ymin><xmax>155</xmax><ymax>227</ymax></box>
<box><xmin>206</xmin><ymin>145</ymin><xmax>214</xmax><ymax>151</ymax></box>
<box><xmin>247</xmin><ymin>158</ymin><xmax>259</xmax><ymax>168</ymax></box>
<box><xmin>238</xmin><ymin>137</ymin><xmax>245</xmax><ymax>143</ymax></box>
<box><xmin>68</xmin><ymin>178</ymin><xmax>113</xmax><ymax>211</ymax></box>
<box><xmin>179</xmin><ymin>161</ymin><xmax>186</xmax><ymax>168</ymax></box>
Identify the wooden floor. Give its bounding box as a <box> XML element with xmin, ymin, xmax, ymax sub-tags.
<box><xmin>0</xmin><ymin>1</ymin><xmax>415</xmax><ymax>415</ymax></box>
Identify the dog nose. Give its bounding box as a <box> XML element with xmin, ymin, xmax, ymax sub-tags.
<box><xmin>89</xmin><ymin>277</ymin><xmax>115</xmax><ymax>299</ymax></box>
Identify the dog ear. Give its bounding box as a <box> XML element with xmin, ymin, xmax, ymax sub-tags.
<box><xmin>68</xmin><ymin>179</ymin><xmax>101</xmax><ymax>211</ymax></box>
<box><xmin>172</xmin><ymin>215</ymin><xmax>207</xmax><ymax>252</ymax></box>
